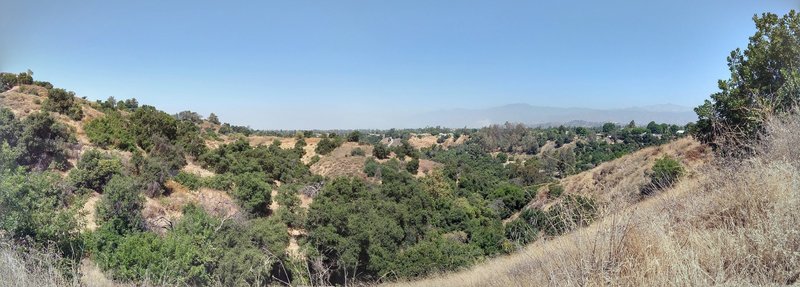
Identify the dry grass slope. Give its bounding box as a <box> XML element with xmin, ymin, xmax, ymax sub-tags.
<box><xmin>393</xmin><ymin>116</ymin><xmax>800</xmax><ymax>286</ymax></box>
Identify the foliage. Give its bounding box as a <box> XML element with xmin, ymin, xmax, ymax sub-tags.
<box><xmin>208</xmin><ymin>113</ymin><xmax>220</xmax><ymax>125</ymax></box>
<box><xmin>96</xmin><ymin>175</ymin><xmax>145</xmax><ymax>233</ymax></box>
<box><xmin>487</xmin><ymin>183</ymin><xmax>534</xmax><ymax>218</ymax></box>
<box><xmin>641</xmin><ymin>156</ymin><xmax>683</xmax><ymax>195</ymax></box>
<box><xmin>406</xmin><ymin>157</ymin><xmax>420</xmax><ymax>174</ymax></box>
<box><xmin>68</xmin><ymin>149</ymin><xmax>123</xmax><ymax>192</ymax></box>
<box><xmin>135</xmin><ymin>137</ymin><xmax>187</xmax><ymax>197</ymax></box>
<box><xmin>0</xmin><ymin>168</ymin><xmax>84</xmax><ymax>259</ymax></box>
<box><xmin>275</xmin><ymin>184</ymin><xmax>305</xmax><ymax>228</ymax></box>
<box><xmin>548</xmin><ymin>184</ymin><xmax>564</xmax><ymax>198</ymax></box>
<box><xmin>199</xmin><ymin>139</ymin><xmax>309</xmax><ymax>184</ymax></box>
<box><xmin>232</xmin><ymin>172</ymin><xmax>272</xmax><ymax>216</ymax></box>
<box><xmin>694</xmin><ymin>11</ymin><xmax>800</xmax><ymax>150</ymax></box>
<box><xmin>373</xmin><ymin>143</ymin><xmax>390</xmax><ymax>159</ymax></box>
<box><xmin>174</xmin><ymin>171</ymin><xmax>202</xmax><ymax>190</ymax></box>
<box><xmin>90</xmin><ymin>205</ymin><xmax>289</xmax><ymax>285</ymax></box>
<box><xmin>315</xmin><ymin>137</ymin><xmax>342</xmax><ymax>155</ymax></box>
<box><xmin>15</xmin><ymin>112</ymin><xmax>75</xmax><ymax>171</ymax></box>
<box><xmin>347</xmin><ymin>131</ymin><xmax>361</xmax><ymax>142</ymax></box>
<box><xmin>84</xmin><ymin>111</ymin><xmax>136</xmax><ymax>151</ymax></box>
<box><xmin>350</xmin><ymin>147</ymin><xmax>365</xmax><ymax>156</ymax></box>
<box><xmin>43</xmin><ymin>88</ymin><xmax>83</xmax><ymax>120</ymax></box>
<box><xmin>0</xmin><ymin>71</ymin><xmax>34</xmax><ymax>91</ymax></box>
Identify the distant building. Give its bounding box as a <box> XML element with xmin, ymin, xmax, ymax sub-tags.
<box><xmin>677</xmin><ymin>130</ymin><xmax>686</xmax><ymax>135</ymax></box>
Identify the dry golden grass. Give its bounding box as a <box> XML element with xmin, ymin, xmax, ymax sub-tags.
<box><xmin>80</xmin><ymin>193</ymin><xmax>102</xmax><ymax>232</ymax></box>
<box><xmin>417</xmin><ymin>159</ymin><xmax>443</xmax><ymax>177</ymax></box>
<box><xmin>310</xmin><ymin>142</ymin><xmax>373</xmax><ymax>179</ymax></box>
<box><xmin>392</xmin><ymin>117</ymin><xmax>800</xmax><ymax>287</ymax></box>
<box><xmin>142</xmin><ymin>181</ymin><xmax>241</xmax><ymax>234</ymax></box>
<box><xmin>181</xmin><ymin>160</ymin><xmax>216</xmax><ymax>177</ymax></box>
<box><xmin>0</xmin><ymin>242</ymin><xmax>78</xmax><ymax>287</ymax></box>
<box><xmin>0</xmin><ymin>89</ymin><xmax>43</xmax><ymax>117</ymax></box>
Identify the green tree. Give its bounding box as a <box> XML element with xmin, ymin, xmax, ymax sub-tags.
<box><xmin>208</xmin><ymin>113</ymin><xmax>220</xmax><ymax>125</ymax></box>
<box><xmin>315</xmin><ymin>137</ymin><xmax>340</xmax><ymax>155</ymax></box>
<box><xmin>602</xmin><ymin>122</ymin><xmax>617</xmax><ymax>134</ymax></box>
<box><xmin>373</xmin><ymin>143</ymin><xmax>390</xmax><ymax>159</ymax></box>
<box><xmin>17</xmin><ymin>112</ymin><xmax>75</xmax><ymax>171</ymax></box>
<box><xmin>96</xmin><ymin>175</ymin><xmax>145</xmax><ymax>233</ymax></box>
<box><xmin>406</xmin><ymin>158</ymin><xmax>420</xmax><ymax>174</ymax></box>
<box><xmin>347</xmin><ymin>130</ymin><xmax>361</xmax><ymax>142</ymax></box>
<box><xmin>0</xmin><ymin>169</ymin><xmax>83</xmax><ymax>257</ymax></box>
<box><xmin>43</xmin><ymin>88</ymin><xmax>83</xmax><ymax>120</ymax></box>
<box><xmin>694</xmin><ymin>11</ymin><xmax>800</xmax><ymax>150</ymax></box>
<box><xmin>233</xmin><ymin>172</ymin><xmax>272</xmax><ymax>215</ymax></box>
<box><xmin>69</xmin><ymin>149</ymin><xmax>123</xmax><ymax>192</ymax></box>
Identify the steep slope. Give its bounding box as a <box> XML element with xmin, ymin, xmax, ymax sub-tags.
<box><xmin>506</xmin><ymin>137</ymin><xmax>710</xmax><ymax>223</ymax></box>
<box><xmin>392</xmin><ymin>117</ymin><xmax>800</xmax><ymax>287</ymax></box>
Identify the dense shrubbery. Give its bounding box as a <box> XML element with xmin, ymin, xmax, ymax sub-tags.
<box><xmin>43</xmin><ymin>88</ymin><xmax>83</xmax><ymax>120</ymax></box>
<box><xmin>199</xmin><ymin>139</ymin><xmax>308</xmax><ymax>183</ymax></box>
<box><xmin>89</xmin><ymin>205</ymin><xmax>290</xmax><ymax>285</ymax></box>
<box><xmin>96</xmin><ymin>175</ymin><xmax>145</xmax><ymax>233</ymax></box>
<box><xmin>275</xmin><ymin>184</ymin><xmax>306</xmax><ymax>228</ymax></box>
<box><xmin>315</xmin><ymin>136</ymin><xmax>343</xmax><ymax>155</ymax></box>
<box><xmin>0</xmin><ymin>168</ymin><xmax>84</xmax><ymax>260</ymax></box>
<box><xmin>0</xmin><ymin>108</ymin><xmax>76</xmax><ymax>171</ymax></box>
<box><xmin>84</xmin><ymin>111</ymin><xmax>136</xmax><ymax>151</ymax></box>
<box><xmin>68</xmin><ymin>149</ymin><xmax>123</xmax><ymax>193</ymax></box>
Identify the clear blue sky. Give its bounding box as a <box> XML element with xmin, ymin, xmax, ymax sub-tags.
<box><xmin>1</xmin><ymin>0</ymin><xmax>797</xmax><ymax>129</ymax></box>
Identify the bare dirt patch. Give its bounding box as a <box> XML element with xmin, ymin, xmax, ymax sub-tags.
<box><xmin>417</xmin><ymin>159</ymin><xmax>443</xmax><ymax>177</ymax></box>
<box><xmin>310</xmin><ymin>142</ymin><xmax>373</xmax><ymax>179</ymax></box>
<box><xmin>182</xmin><ymin>161</ymin><xmax>215</xmax><ymax>177</ymax></box>
<box><xmin>0</xmin><ymin>90</ymin><xmax>42</xmax><ymax>117</ymax></box>
<box><xmin>80</xmin><ymin>193</ymin><xmax>102</xmax><ymax>232</ymax></box>
<box><xmin>142</xmin><ymin>181</ymin><xmax>240</xmax><ymax>234</ymax></box>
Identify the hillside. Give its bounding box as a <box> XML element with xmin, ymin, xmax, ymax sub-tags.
<box><xmin>392</xmin><ymin>116</ymin><xmax>800</xmax><ymax>286</ymax></box>
<box><xmin>0</xmin><ymin>75</ymin><xmax>693</xmax><ymax>287</ymax></box>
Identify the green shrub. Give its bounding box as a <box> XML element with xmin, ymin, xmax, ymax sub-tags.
<box><xmin>16</xmin><ymin>112</ymin><xmax>75</xmax><ymax>171</ymax></box>
<box><xmin>548</xmin><ymin>183</ymin><xmax>564</xmax><ymax>198</ymax></box>
<box><xmin>96</xmin><ymin>175</ymin><xmax>144</xmax><ymax>233</ymax></box>
<box><xmin>0</xmin><ymin>169</ymin><xmax>83</xmax><ymax>258</ymax></box>
<box><xmin>90</xmin><ymin>205</ymin><xmax>290</xmax><ymax>285</ymax></box>
<box><xmin>275</xmin><ymin>185</ymin><xmax>305</xmax><ymax>228</ymax></box>
<box><xmin>642</xmin><ymin>156</ymin><xmax>683</xmax><ymax>195</ymax></box>
<box><xmin>364</xmin><ymin>157</ymin><xmax>379</xmax><ymax>177</ymax></box>
<box><xmin>68</xmin><ymin>149</ymin><xmax>123</xmax><ymax>192</ymax></box>
<box><xmin>347</xmin><ymin>131</ymin><xmax>361</xmax><ymax>142</ymax></box>
<box><xmin>350</xmin><ymin>147</ymin><xmax>365</xmax><ymax>156</ymax></box>
<box><xmin>43</xmin><ymin>88</ymin><xmax>83</xmax><ymax>120</ymax></box>
<box><xmin>84</xmin><ymin>112</ymin><xmax>136</xmax><ymax>151</ymax></box>
<box><xmin>373</xmin><ymin>143</ymin><xmax>389</xmax><ymax>159</ymax></box>
<box><xmin>201</xmin><ymin>174</ymin><xmax>235</xmax><ymax>191</ymax></box>
<box><xmin>232</xmin><ymin>172</ymin><xmax>272</xmax><ymax>216</ymax></box>
<box><xmin>406</xmin><ymin>158</ymin><xmax>420</xmax><ymax>174</ymax></box>
<box><xmin>505</xmin><ymin>217</ymin><xmax>538</xmax><ymax>247</ymax></box>
<box><xmin>315</xmin><ymin>137</ymin><xmax>340</xmax><ymax>155</ymax></box>
<box><xmin>174</xmin><ymin>171</ymin><xmax>202</xmax><ymax>190</ymax></box>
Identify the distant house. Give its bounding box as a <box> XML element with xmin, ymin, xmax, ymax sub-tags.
<box><xmin>677</xmin><ymin>130</ymin><xmax>686</xmax><ymax>135</ymax></box>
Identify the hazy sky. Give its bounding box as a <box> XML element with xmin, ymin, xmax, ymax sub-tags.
<box><xmin>1</xmin><ymin>0</ymin><xmax>797</xmax><ymax>129</ymax></box>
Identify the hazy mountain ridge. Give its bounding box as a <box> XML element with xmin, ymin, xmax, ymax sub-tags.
<box><xmin>404</xmin><ymin>103</ymin><xmax>697</xmax><ymax>128</ymax></box>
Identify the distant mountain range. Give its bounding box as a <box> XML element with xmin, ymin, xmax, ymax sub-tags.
<box><xmin>401</xmin><ymin>103</ymin><xmax>697</xmax><ymax>128</ymax></box>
